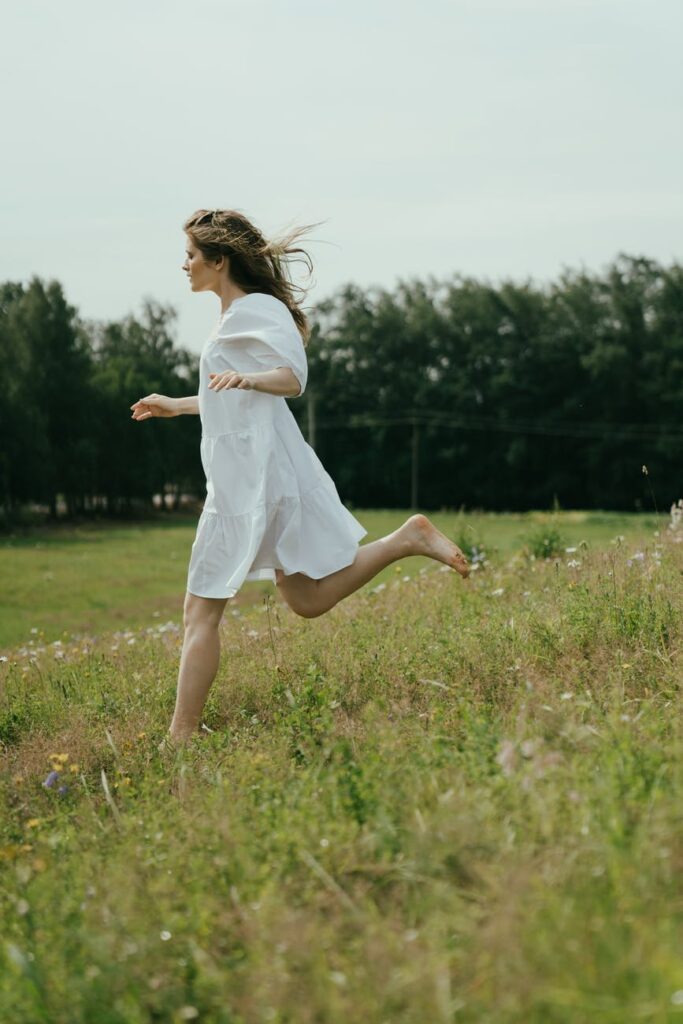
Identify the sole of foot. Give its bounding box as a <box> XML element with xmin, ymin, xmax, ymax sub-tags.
<box><xmin>407</xmin><ymin>514</ymin><xmax>470</xmax><ymax>578</ymax></box>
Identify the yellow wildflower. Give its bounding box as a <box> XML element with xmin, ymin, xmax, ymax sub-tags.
<box><xmin>26</xmin><ymin>819</ymin><xmax>41</xmax><ymax>829</ymax></box>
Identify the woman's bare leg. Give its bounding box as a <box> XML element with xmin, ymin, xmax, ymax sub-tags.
<box><xmin>275</xmin><ymin>513</ymin><xmax>469</xmax><ymax>619</ymax></box>
<box><xmin>164</xmin><ymin>591</ymin><xmax>228</xmax><ymax>746</ymax></box>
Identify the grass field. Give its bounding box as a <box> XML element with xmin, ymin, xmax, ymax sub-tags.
<box><xmin>1</xmin><ymin>509</ymin><xmax>682</xmax><ymax>1022</ymax></box>
<box><xmin>0</xmin><ymin>509</ymin><xmax>662</xmax><ymax>652</ymax></box>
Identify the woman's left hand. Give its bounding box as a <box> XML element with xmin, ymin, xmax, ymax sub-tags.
<box><xmin>208</xmin><ymin>371</ymin><xmax>257</xmax><ymax>392</ymax></box>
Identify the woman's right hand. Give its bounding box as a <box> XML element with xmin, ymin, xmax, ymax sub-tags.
<box><xmin>130</xmin><ymin>394</ymin><xmax>179</xmax><ymax>420</ymax></box>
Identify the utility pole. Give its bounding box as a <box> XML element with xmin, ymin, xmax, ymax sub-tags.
<box><xmin>411</xmin><ymin>415</ymin><xmax>419</xmax><ymax>509</ymax></box>
<box><xmin>307</xmin><ymin>389</ymin><xmax>316</xmax><ymax>450</ymax></box>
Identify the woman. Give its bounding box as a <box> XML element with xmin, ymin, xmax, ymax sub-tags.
<box><xmin>131</xmin><ymin>209</ymin><xmax>469</xmax><ymax>748</ymax></box>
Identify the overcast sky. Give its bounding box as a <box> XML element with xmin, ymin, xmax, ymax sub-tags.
<box><xmin>2</xmin><ymin>0</ymin><xmax>681</xmax><ymax>353</ymax></box>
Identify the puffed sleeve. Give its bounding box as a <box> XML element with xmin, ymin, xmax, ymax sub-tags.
<box><xmin>215</xmin><ymin>296</ymin><xmax>308</xmax><ymax>397</ymax></box>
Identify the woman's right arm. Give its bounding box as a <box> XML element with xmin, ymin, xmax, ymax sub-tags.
<box><xmin>175</xmin><ymin>395</ymin><xmax>200</xmax><ymax>415</ymax></box>
<box><xmin>130</xmin><ymin>394</ymin><xmax>199</xmax><ymax>420</ymax></box>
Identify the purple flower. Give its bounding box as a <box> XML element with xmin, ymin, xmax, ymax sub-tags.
<box><xmin>43</xmin><ymin>771</ymin><xmax>59</xmax><ymax>789</ymax></box>
<box><xmin>57</xmin><ymin>785</ymin><xmax>69</xmax><ymax>796</ymax></box>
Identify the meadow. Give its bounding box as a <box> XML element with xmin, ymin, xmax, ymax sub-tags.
<box><xmin>1</xmin><ymin>509</ymin><xmax>682</xmax><ymax>1022</ymax></box>
<box><xmin>0</xmin><ymin>509</ymin><xmax>661</xmax><ymax>651</ymax></box>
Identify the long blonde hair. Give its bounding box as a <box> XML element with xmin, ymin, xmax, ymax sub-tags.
<box><xmin>182</xmin><ymin>208</ymin><xmax>322</xmax><ymax>345</ymax></box>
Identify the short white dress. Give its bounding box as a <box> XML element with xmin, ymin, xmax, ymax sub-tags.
<box><xmin>186</xmin><ymin>292</ymin><xmax>368</xmax><ymax>599</ymax></box>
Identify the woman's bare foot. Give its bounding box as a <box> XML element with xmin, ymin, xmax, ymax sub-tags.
<box><xmin>399</xmin><ymin>514</ymin><xmax>470</xmax><ymax>578</ymax></box>
<box><xmin>158</xmin><ymin>723</ymin><xmax>215</xmax><ymax>753</ymax></box>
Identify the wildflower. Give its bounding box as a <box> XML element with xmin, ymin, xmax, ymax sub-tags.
<box><xmin>622</xmin><ymin>663</ymin><xmax>632</xmax><ymax>669</ymax></box>
<box><xmin>43</xmin><ymin>771</ymin><xmax>60</xmax><ymax>789</ymax></box>
<box><xmin>491</xmin><ymin>588</ymin><xmax>504</xmax><ymax>597</ymax></box>
<box><xmin>69</xmin><ymin>764</ymin><xmax>79</xmax><ymax>773</ymax></box>
<box><xmin>565</xmin><ymin>547</ymin><xmax>577</xmax><ymax>554</ymax></box>
<box><xmin>58</xmin><ymin>785</ymin><xmax>69</xmax><ymax>796</ymax></box>
<box><xmin>160</xmin><ymin>931</ymin><xmax>172</xmax><ymax>941</ymax></box>
<box><xmin>632</xmin><ymin>551</ymin><xmax>645</xmax><ymax>561</ymax></box>
<box><xmin>669</xmin><ymin>499</ymin><xmax>683</xmax><ymax>532</ymax></box>
<box><xmin>26</xmin><ymin>819</ymin><xmax>41</xmax><ymax>829</ymax></box>
<box><xmin>0</xmin><ymin>656</ymin><xmax>8</xmax><ymax>663</ymax></box>
<box><xmin>496</xmin><ymin>739</ymin><xmax>517</xmax><ymax>776</ymax></box>
<box><xmin>567</xmin><ymin>559</ymin><xmax>581</xmax><ymax>568</ymax></box>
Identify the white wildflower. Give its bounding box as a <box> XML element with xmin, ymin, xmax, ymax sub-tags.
<box><xmin>496</xmin><ymin>739</ymin><xmax>517</xmax><ymax>776</ymax></box>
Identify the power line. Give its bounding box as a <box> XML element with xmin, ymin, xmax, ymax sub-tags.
<box><xmin>303</xmin><ymin>412</ymin><xmax>683</xmax><ymax>443</ymax></box>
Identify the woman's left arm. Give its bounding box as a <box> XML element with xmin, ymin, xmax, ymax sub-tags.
<box><xmin>208</xmin><ymin>366</ymin><xmax>302</xmax><ymax>398</ymax></box>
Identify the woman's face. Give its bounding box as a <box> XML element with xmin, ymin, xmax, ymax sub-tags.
<box><xmin>181</xmin><ymin>235</ymin><xmax>223</xmax><ymax>292</ymax></box>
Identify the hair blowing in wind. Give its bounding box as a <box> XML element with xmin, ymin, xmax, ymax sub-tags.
<box><xmin>182</xmin><ymin>208</ymin><xmax>323</xmax><ymax>345</ymax></box>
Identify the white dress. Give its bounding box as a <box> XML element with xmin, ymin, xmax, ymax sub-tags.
<box><xmin>186</xmin><ymin>292</ymin><xmax>368</xmax><ymax>599</ymax></box>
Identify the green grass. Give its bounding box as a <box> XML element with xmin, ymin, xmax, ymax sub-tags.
<box><xmin>1</xmin><ymin>511</ymin><xmax>682</xmax><ymax>1022</ymax></box>
<box><xmin>0</xmin><ymin>509</ymin><xmax>662</xmax><ymax>651</ymax></box>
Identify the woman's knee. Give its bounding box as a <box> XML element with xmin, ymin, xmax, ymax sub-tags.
<box><xmin>183</xmin><ymin>591</ymin><xmax>227</xmax><ymax>631</ymax></box>
<box><xmin>275</xmin><ymin>574</ymin><xmax>324</xmax><ymax>619</ymax></box>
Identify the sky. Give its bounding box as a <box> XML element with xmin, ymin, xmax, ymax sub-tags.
<box><xmin>2</xmin><ymin>0</ymin><xmax>681</xmax><ymax>354</ymax></box>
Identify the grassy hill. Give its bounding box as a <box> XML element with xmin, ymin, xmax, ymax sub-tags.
<box><xmin>1</xmin><ymin>511</ymin><xmax>681</xmax><ymax>1022</ymax></box>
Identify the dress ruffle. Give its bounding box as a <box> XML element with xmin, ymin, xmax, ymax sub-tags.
<box><xmin>187</xmin><ymin>479</ymin><xmax>367</xmax><ymax>599</ymax></box>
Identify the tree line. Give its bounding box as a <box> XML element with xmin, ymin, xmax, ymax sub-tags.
<box><xmin>1</xmin><ymin>253</ymin><xmax>681</xmax><ymax>525</ymax></box>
